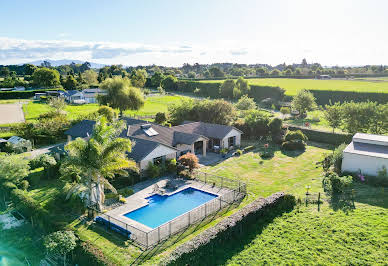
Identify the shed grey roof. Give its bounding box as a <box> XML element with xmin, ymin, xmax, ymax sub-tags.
<box><xmin>64</xmin><ymin>120</ymin><xmax>96</xmax><ymax>138</ymax></box>
<box><xmin>353</xmin><ymin>133</ymin><xmax>388</xmax><ymax>147</ymax></box>
<box><xmin>172</xmin><ymin>121</ymin><xmax>242</xmax><ymax>139</ymax></box>
<box><xmin>344</xmin><ymin>141</ymin><xmax>388</xmax><ymax>159</ymax></box>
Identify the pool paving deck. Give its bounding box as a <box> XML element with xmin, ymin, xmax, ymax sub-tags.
<box><xmin>104</xmin><ymin>176</ymin><xmax>232</xmax><ymax>233</ymax></box>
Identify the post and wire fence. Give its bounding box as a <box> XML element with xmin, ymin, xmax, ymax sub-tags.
<box><xmin>93</xmin><ymin>171</ymin><xmax>246</xmax><ymax>249</ymax></box>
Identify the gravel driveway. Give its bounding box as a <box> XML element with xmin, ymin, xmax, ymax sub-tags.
<box><xmin>0</xmin><ymin>103</ymin><xmax>25</xmax><ymax>124</ymax></box>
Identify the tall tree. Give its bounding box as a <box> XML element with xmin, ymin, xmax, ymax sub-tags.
<box><xmin>292</xmin><ymin>89</ymin><xmax>317</xmax><ymax>117</ymax></box>
<box><xmin>98</xmin><ymin>77</ymin><xmax>145</xmax><ymax>116</ymax></box>
<box><xmin>32</xmin><ymin>68</ymin><xmax>60</xmax><ymax>88</ymax></box>
<box><xmin>130</xmin><ymin>69</ymin><xmax>147</xmax><ymax>88</ymax></box>
<box><xmin>236</xmin><ymin>76</ymin><xmax>250</xmax><ymax>95</ymax></box>
<box><xmin>324</xmin><ymin>102</ymin><xmax>342</xmax><ymax>133</ymax></box>
<box><xmin>63</xmin><ymin>75</ymin><xmax>78</xmax><ymax>90</ymax></box>
<box><xmin>82</xmin><ymin>69</ymin><xmax>98</xmax><ymax>85</ymax></box>
<box><xmin>60</xmin><ymin>117</ymin><xmax>136</xmax><ymax>211</ymax></box>
<box><xmin>219</xmin><ymin>79</ymin><xmax>235</xmax><ymax>99</ymax></box>
<box><xmin>150</xmin><ymin>71</ymin><xmax>165</xmax><ymax>88</ymax></box>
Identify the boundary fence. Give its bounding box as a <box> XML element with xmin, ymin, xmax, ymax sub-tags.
<box><xmin>93</xmin><ymin>172</ymin><xmax>246</xmax><ymax>249</ymax></box>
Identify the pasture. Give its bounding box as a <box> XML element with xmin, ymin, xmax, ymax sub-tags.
<box><xmin>201</xmin><ymin>78</ymin><xmax>388</xmax><ymax>96</ymax></box>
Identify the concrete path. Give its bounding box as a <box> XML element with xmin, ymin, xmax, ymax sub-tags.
<box><xmin>0</xmin><ymin>103</ymin><xmax>25</xmax><ymax>124</ymax></box>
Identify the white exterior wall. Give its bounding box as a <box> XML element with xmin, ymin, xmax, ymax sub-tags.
<box><xmin>221</xmin><ymin>129</ymin><xmax>241</xmax><ymax>149</ymax></box>
<box><xmin>84</xmin><ymin>97</ymin><xmax>97</xmax><ymax>104</ymax></box>
<box><xmin>341</xmin><ymin>152</ymin><xmax>388</xmax><ymax>176</ymax></box>
<box><xmin>138</xmin><ymin>145</ymin><xmax>177</xmax><ymax>170</ymax></box>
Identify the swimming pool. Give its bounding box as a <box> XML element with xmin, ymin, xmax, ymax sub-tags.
<box><xmin>124</xmin><ymin>187</ymin><xmax>217</xmax><ymax>229</ymax></box>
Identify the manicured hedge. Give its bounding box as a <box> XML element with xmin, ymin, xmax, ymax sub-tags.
<box><xmin>163</xmin><ymin>192</ymin><xmax>296</xmax><ymax>265</ymax></box>
<box><xmin>175</xmin><ymin>80</ymin><xmax>285</xmax><ymax>102</ymax></box>
<box><xmin>0</xmin><ymin>88</ymin><xmax>64</xmax><ymax>99</ymax></box>
<box><xmin>311</xmin><ymin>90</ymin><xmax>388</xmax><ymax>105</ymax></box>
<box><xmin>287</xmin><ymin>125</ymin><xmax>352</xmax><ymax>145</ymax></box>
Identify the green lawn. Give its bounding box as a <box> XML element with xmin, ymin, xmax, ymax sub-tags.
<box><xmin>201</xmin><ymin>78</ymin><xmax>388</xmax><ymax>96</ymax></box>
<box><xmin>22</xmin><ymin>95</ymin><xmax>187</xmax><ymax>122</ymax></box>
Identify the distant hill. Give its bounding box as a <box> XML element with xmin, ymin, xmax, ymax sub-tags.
<box><xmin>26</xmin><ymin>59</ymin><xmax>106</xmax><ymax>68</ymax></box>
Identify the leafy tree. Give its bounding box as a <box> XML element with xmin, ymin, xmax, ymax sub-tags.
<box><xmin>60</xmin><ymin>117</ymin><xmax>136</xmax><ymax>211</ymax></box>
<box><xmin>291</xmin><ymin>89</ymin><xmax>317</xmax><ymax>117</ymax></box>
<box><xmin>24</xmin><ymin>64</ymin><xmax>37</xmax><ymax>75</ymax></box>
<box><xmin>178</xmin><ymin>153</ymin><xmax>199</xmax><ymax>172</ymax></box>
<box><xmin>0</xmin><ymin>67</ymin><xmax>10</xmax><ymax>77</ymax></box>
<box><xmin>280</xmin><ymin>106</ymin><xmax>290</xmax><ymax>118</ymax></box>
<box><xmin>98</xmin><ymin>77</ymin><xmax>145</xmax><ymax>116</ymax></box>
<box><xmin>236</xmin><ymin>77</ymin><xmax>250</xmax><ymax>95</ymax></box>
<box><xmin>150</xmin><ymin>72</ymin><xmax>165</xmax><ymax>88</ymax></box>
<box><xmin>187</xmin><ymin>71</ymin><xmax>196</xmax><ymax>78</ymax></box>
<box><xmin>12</xmin><ymin>122</ymin><xmax>37</xmax><ymax>148</ymax></box>
<box><xmin>324</xmin><ymin>102</ymin><xmax>342</xmax><ymax>133</ymax></box>
<box><xmin>283</xmin><ymin>69</ymin><xmax>293</xmax><ymax>76</ymax></box>
<box><xmin>233</xmin><ymin>86</ymin><xmax>242</xmax><ymax>99</ymax></box>
<box><xmin>209</xmin><ymin>67</ymin><xmax>225</xmax><ymax>78</ymax></box>
<box><xmin>270</xmin><ymin>69</ymin><xmax>281</xmax><ymax>76</ymax></box>
<box><xmin>235</xmin><ymin>95</ymin><xmax>256</xmax><ymax>110</ymax></box>
<box><xmin>44</xmin><ymin>230</ymin><xmax>77</xmax><ymax>265</ymax></box>
<box><xmin>48</xmin><ymin>97</ymin><xmax>67</xmax><ymax>114</ymax></box>
<box><xmin>97</xmin><ymin>106</ymin><xmax>117</xmax><ymax>122</ymax></box>
<box><xmin>244</xmin><ymin>109</ymin><xmax>271</xmax><ymax>136</ymax></box>
<box><xmin>0</xmin><ymin>154</ymin><xmax>30</xmax><ymax>185</ymax></box>
<box><xmin>76</xmin><ymin>72</ymin><xmax>85</xmax><ymax>84</ymax></box>
<box><xmin>219</xmin><ymin>79</ymin><xmax>235</xmax><ymax>99</ymax></box>
<box><xmin>130</xmin><ymin>69</ymin><xmax>147</xmax><ymax>88</ymax></box>
<box><xmin>268</xmin><ymin>118</ymin><xmax>283</xmax><ymax>136</ymax></box>
<box><xmin>154</xmin><ymin>112</ymin><xmax>168</xmax><ymax>124</ymax></box>
<box><xmin>82</xmin><ymin>70</ymin><xmax>98</xmax><ymax>85</ymax></box>
<box><xmin>32</xmin><ymin>68</ymin><xmax>60</xmax><ymax>88</ymax></box>
<box><xmin>161</xmin><ymin>75</ymin><xmax>178</xmax><ymax>90</ymax></box>
<box><xmin>340</xmin><ymin>101</ymin><xmax>378</xmax><ymax>134</ymax></box>
<box><xmin>255</xmin><ymin>67</ymin><xmax>267</xmax><ymax>75</ymax></box>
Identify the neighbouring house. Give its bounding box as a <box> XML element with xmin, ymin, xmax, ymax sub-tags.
<box><xmin>64</xmin><ymin>118</ymin><xmax>243</xmax><ymax>171</ymax></box>
<box><xmin>5</xmin><ymin>136</ymin><xmax>32</xmax><ymax>153</ymax></box>
<box><xmin>64</xmin><ymin>90</ymin><xmax>85</xmax><ymax>104</ymax></box>
<box><xmin>341</xmin><ymin>133</ymin><xmax>388</xmax><ymax>176</ymax></box>
<box><xmin>82</xmin><ymin>88</ymin><xmax>106</xmax><ymax>104</ymax></box>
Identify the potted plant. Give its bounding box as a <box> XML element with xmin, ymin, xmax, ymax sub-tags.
<box><xmin>220</xmin><ymin>148</ymin><xmax>228</xmax><ymax>158</ymax></box>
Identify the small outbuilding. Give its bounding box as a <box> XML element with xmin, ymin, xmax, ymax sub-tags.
<box><xmin>341</xmin><ymin>133</ymin><xmax>388</xmax><ymax>176</ymax></box>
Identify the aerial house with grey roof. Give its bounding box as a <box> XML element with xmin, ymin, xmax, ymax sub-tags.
<box><xmin>341</xmin><ymin>133</ymin><xmax>388</xmax><ymax>176</ymax></box>
<box><xmin>65</xmin><ymin>118</ymin><xmax>243</xmax><ymax>171</ymax></box>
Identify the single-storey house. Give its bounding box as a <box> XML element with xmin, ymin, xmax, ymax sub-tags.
<box><xmin>82</xmin><ymin>88</ymin><xmax>106</xmax><ymax>104</ymax></box>
<box><xmin>341</xmin><ymin>133</ymin><xmax>388</xmax><ymax>176</ymax></box>
<box><xmin>64</xmin><ymin>90</ymin><xmax>85</xmax><ymax>104</ymax></box>
<box><xmin>65</xmin><ymin>118</ymin><xmax>243</xmax><ymax>171</ymax></box>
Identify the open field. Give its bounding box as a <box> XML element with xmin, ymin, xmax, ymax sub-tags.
<box><xmin>22</xmin><ymin>94</ymin><xmax>186</xmax><ymax>122</ymax></box>
<box><xmin>200</xmin><ymin>78</ymin><xmax>388</xmax><ymax>96</ymax></box>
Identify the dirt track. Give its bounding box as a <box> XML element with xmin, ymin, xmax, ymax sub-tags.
<box><xmin>0</xmin><ymin>103</ymin><xmax>25</xmax><ymax>124</ymax></box>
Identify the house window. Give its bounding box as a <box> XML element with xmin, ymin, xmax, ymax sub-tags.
<box><xmin>228</xmin><ymin>136</ymin><xmax>235</xmax><ymax>147</ymax></box>
<box><xmin>153</xmin><ymin>156</ymin><xmax>165</xmax><ymax>166</ymax></box>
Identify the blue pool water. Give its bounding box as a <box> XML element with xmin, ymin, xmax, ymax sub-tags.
<box><xmin>124</xmin><ymin>187</ymin><xmax>217</xmax><ymax>228</ymax></box>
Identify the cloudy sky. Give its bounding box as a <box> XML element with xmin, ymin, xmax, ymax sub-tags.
<box><xmin>1</xmin><ymin>0</ymin><xmax>387</xmax><ymax>66</ymax></box>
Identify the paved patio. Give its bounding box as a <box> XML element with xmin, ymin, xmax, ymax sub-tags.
<box><xmin>198</xmin><ymin>152</ymin><xmax>228</xmax><ymax>166</ymax></box>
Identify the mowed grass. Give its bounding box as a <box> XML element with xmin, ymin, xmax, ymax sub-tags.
<box><xmin>22</xmin><ymin>95</ymin><xmax>187</xmax><ymax>122</ymax></box>
<box><xmin>200</xmin><ymin>78</ymin><xmax>388</xmax><ymax>96</ymax></box>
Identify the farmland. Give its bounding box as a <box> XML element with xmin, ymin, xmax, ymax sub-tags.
<box><xmin>200</xmin><ymin>78</ymin><xmax>388</xmax><ymax>96</ymax></box>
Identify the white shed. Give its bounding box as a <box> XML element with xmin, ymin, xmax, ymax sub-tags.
<box><xmin>341</xmin><ymin>133</ymin><xmax>388</xmax><ymax>176</ymax></box>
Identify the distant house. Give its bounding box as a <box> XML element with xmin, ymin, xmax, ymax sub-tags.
<box><xmin>318</xmin><ymin>75</ymin><xmax>331</xmax><ymax>79</ymax></box>
<box><xmin>5</xmin><ymin>136</ymin><xmax>32</xmax><ymax>153</ymax></box>
<box><xmin>341</xmin><ymin>133</ymin><xmax>388</xmax><ymax>176</ymax></box>
<box><xmin>82</xmin><ymin>88</ymin><xmax>106</xmax><ymax>104</ymax></box>
<box><xmin>64</xmin><ymin>90</ymin><xmax>85</xmax><ymax>104</ymax></box>
<box><xmin>65</xmin><ymin>118</ymin><xmax>243</xmax><ymax>171</ymax></box>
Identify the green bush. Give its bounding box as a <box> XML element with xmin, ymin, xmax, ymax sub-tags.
<box><xmin>73</xmin><ymin>240</ymin><xmax>114</xmax><ymax>266</ymax></box>
<box><xmin>287</xmin><ymin>125</ymin><xmax>352</xmax><ymax>145</ymax></box>
<box><xmin>281</xmin><ymin>140</ymin><xmax>306</xmax><ymax>151</ymax></box>
<box><xmin>146</xmin><ymin>162</ymin><xmax>160</xmax><ymax>178</ymax></box>
<box><xmin>285</xmin><ymin>130</ymin><xmax>307</xmax><ymax>142</ymax></box>
<box><xmin>312</xmin><ymin>90</ymin><xmax>388</xmax><ymax>105</ymax></box>
<box><xmin>117</xmin><ymin>187</ymin><xmax>134</xmax><ymax>197</ymax></box>
<box><xmin>166</xmin><ymin>158</ymin><xmax>177</xmax><ymax>173</ymax></box>
<box><xmin>235</xmin><ymin>149</ymin><xmax>243</xmax><ymax>156</ymax></box>
<box><xmin>19</xmin><ymin>180</ymin><xmax>29</xmax><ymax>191</ymax></box>
<box><xmin>268</xmin><ymin>118</ymin><xmax>283</xmax><ymax>136</ymax></box>
<box><xmin>0</xmin><ymin>88</ymin><xmax>64</xmax><ymax>100</ymax></box>
<box><xmin>322</xmin><ymin>172</ymin><xmax>353</xmax><ymax>193</ymax></box>
<box><xmin>154</xmin><ymin>112</ymin><xmax>168</xmax><ymax>124</ymax></box>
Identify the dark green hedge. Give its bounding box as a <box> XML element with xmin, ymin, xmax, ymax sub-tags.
<box><xmin>73</xmin><ymin>240</ymin><xmax>114</xmax><ymax>266</ymax></box>
<box><xmin>0</xmin><ymin>88</ymin><xmax>64</xmax><ymax>99</ymax></box>
<box><xmin>175</xmin><ymin>80</ymin><xmax>285</xmax><ymax>101</ymax></box>
<box><xmin>287</xmin><ymin>125</ymin><xmax>352</xmax><ymax>145</ymax></box>
<box><xmin>163</xmin><ymin>192</ymin><xmax>296</xmax><ymax>266</ymax></box>
<box><xmin>311</xmin><ymin>90</ymin><xmax>388</xmax><ymax>105</ymax></box>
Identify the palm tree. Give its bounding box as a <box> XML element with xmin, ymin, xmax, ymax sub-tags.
<box><xmin>60</xmin><ymin>117</ymin><xmax>136</xmax><ymax>211</ymax></box>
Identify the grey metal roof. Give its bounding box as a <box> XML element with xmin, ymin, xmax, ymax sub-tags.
<box><xmin>353</xmin><ymin>133</ymin><xmax>388</xmax><ymax>146</ymax></box>
<box><xmin>128</xmin><ymin>137</ymin><xmax>177</xmax><ymax>161</ymax></box>
<box><xmin>172</xmin><ymin>121</ymin><xmax>242</xmax><ymax>139</ymax></box>
<box><xmin>344</xmin><ymin>141</ymin><xmax>388</xmax><ymax>159</ymax></box>
<box><xmin>64</xmin><ymin>120</ymin><xmax>96</xmax><ymax>138</ymax></box>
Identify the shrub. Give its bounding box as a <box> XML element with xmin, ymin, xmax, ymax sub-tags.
<box><xmin>220</xmin><ymin>148</ymin><xmax>228</xmax><ymax>155</ymax></box>
<box><xmin>146</xmin><ymin>162</ymin><xmax>160</xmax><ymax>178</ymax></box>
<box><xmin>285</xmin><ymin>130</ymin><xmax>307</xmax><ymax>142</ymax></box>
<box><xmin>235</xmin><ymin>95</ymin><xmax>256</xmax><ymax>110</ymax></box>
<box><xmin>280</xmin><ymin>106</ymin><xmax>290</xmax><ymax>117</ymax></box>
<box><xmin>97</xmin><ymin>106</ymin><xmax>117</xmax><ymax>122</ymax></box>
<box><xmin>73</xmin><ymin>240</ymin><xmax>114</xmax><ymax>266</ymax></box>
<box><xmin>322</xmin><ymin>172</ymin><xmax>353</xmax><ymax>193</ymax></box>
<box><xmin>235</xmin><ymin>149</ymin><xmax>243</xmax><ymax>156</ymax></box>
<box><xmin>287</xmin><ymin>125</ymin><xmax>352</xmax><ymax>145</ymax></box>
<box><xmin>332</xmin><ymin>143</ymin><xmax>347</xmax><ymax>173</ymax></box>
<box><xmin>19</xmin><ymin>180</ymin><xmax>29</xmax><ymax>191</ymax></box>
<box><xmin>259</xmin><ymin>98</ymin><xmax>275</xmax><ymax>108</ymax></box>
<box><xmin>155</xmin><ymin>112</ymin><xmax>168</xmax><ymax>124</ymax></box>
<box><xmin>268</xmin><ymin>118</ymin><xmax>283</xmax><ymax>136</ymax></box>
<box><xmin>178</xmin><ymin>153</ymin><xmax>199</xmax><ymax>172</ymax></box>
<box><xmin>281</xmin><ymin>140</ymin><xmax>306</xmax><ymax>151</ymax></box>
<box><xmin>166</xmin><ymin>158</ymin><xmax>177</xmax><ymax>173</ymax></box>
<box><xmin>118</xmin><ymin>187</ymin><xmax>134</xmax><ymax>197</ymax></box>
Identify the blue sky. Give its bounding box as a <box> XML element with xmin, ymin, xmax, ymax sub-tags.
<box><xmin>1</xmin><ymin>0</ymin><xmax>387</xmax><ymax>66</ymax></box>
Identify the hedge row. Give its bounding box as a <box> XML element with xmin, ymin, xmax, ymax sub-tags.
<box><xmin>73</xmin><ymin>240</ymin><xmax>114</xmax><ymax>266</ymax></box>
<box><xmin>163</xmin><ymin>192</ymin><xmax>296</xmax><ymax>265</ymax></box>
<box><xmin>311</xmin><ymin>90</ymin><xmax>388</xmax><ymax>105</ymax></box>
<box><xmin>287</xmin><ymin>125</ymin><xmax>353</xmax><ymax>145</ymax></box>
<box><xmin>175</xmin><ymin>80</ymin><xmax>285</xmax><ymax>101</ymax></box>
<box><xmin>0</xmin><ymin>88</ymin><xmax>64</xmax><ymax>99</ymax></box>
